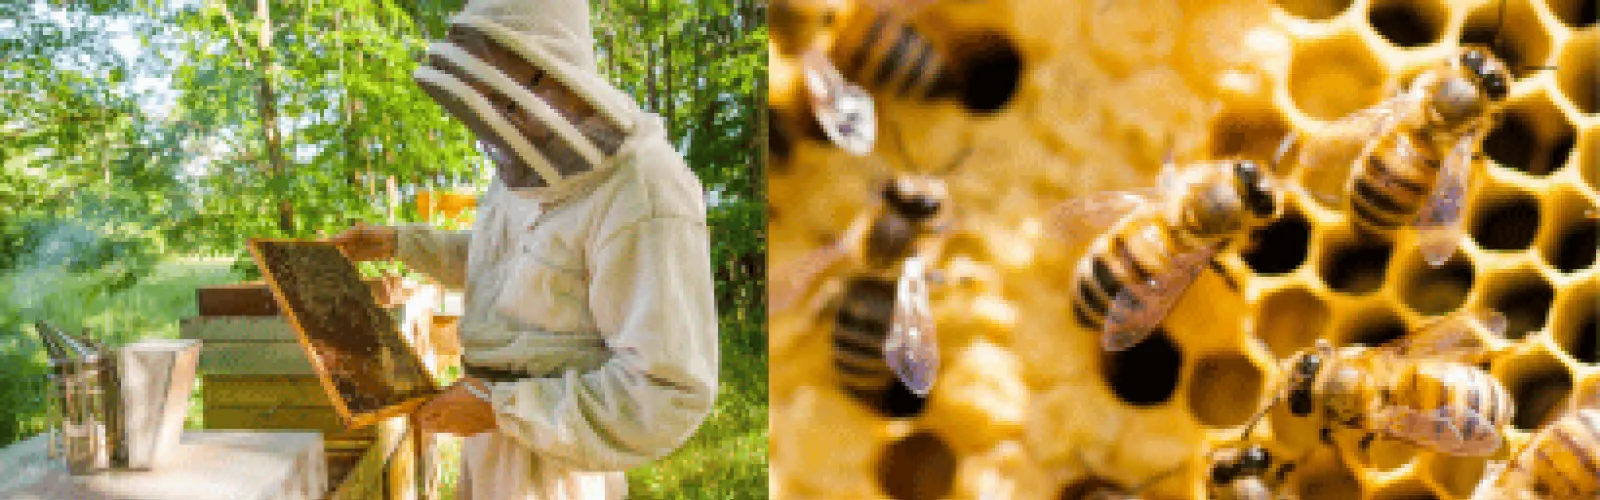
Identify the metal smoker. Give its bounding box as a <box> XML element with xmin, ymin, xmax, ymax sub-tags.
<box><xmin>34</xmin><ymin>321</ymin><xmax>125</xmax><ymax>474</ymax></box>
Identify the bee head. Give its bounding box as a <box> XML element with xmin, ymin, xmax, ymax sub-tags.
<box><xmin>1237</xmin><ymin>446</ymin><xmax>1271</xmax><ymax>476</ymax></box>
<box><xmin>1285</xmin><ymin>349</ymin><xmax>1324</xmax><ymax>416</ymax></box>
<box><xmin>1231</xmin><ymin>160</ymin><xmax>1279</xmax><ymax>220</ymax></box>
<box><xmin>1461</xmin><ymin>47</ymin><xmax>1510</xmax><ymax>103</ymax></box>
<box><xmin>884</xmin><ymin>177</ymin><xmax>946</xmax><ymax>221</ymax></box>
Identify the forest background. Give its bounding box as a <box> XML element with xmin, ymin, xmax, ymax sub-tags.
<box><xmin>0</xmin><ymin>0</ymin><xmax>767</xmax><ymax>497</ymax></box>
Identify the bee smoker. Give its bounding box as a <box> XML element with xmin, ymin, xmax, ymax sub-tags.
<box><xmin>34</xmin><ymin>321</ymin><xmax>111</xmax><ymax>475</ymax></box>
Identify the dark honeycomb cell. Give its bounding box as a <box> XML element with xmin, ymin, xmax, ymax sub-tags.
<box><xmin>1368</xmin><ymin>479</ymin><xmax>1443</xmax><ymax>500</ymax></box>
<box><xmin>877</xmin><ymin>432</ymin><xmax>957</xmax><ymax>500</ymax></box>
<box><xmin>1584</xmin><ymin>132</ymin><xmax>1598</xmax><ymax>193</ymax></box>
<box><xmin>1343</xmin><ymin>309</ymin><xmax>1407</xmax><ymax>347</ymax></box>
<box><xmin>1290</xmin><ymin>37</ymin><xmax>1387</xmax><ymax>121</ymax></box>
<box><xmin>1556</xmin><ymin>31</ymin><xmax>1597</xmax><ymax>115</ymax></box>
<box><xmin>1317</xmin><ymin>237</ymin><xmax>1392</xmax><ymax>296</ymax></box>
<box><xmin>1482</xmin><ymin>96</ymin><xmax>1577</xmax><ymax>176</ymax></box>
<box><xmin>1243</xmin><ymin>209</ymin><xmax>1312</xmax><ymax>276</ymax></box>
<box><xmin>1540</xmin><ymin>194</ymin><xmax>1598</xmax><ymax>274</ymax></box>
<box><xmin>1469</xmin><ymin>190</ymin><xmax>1541</xmax><ymax>251</ymax></box>
<box><xmin>1367</xmin><ymin>0</ymin><xmax>1447</xmax><ymax>48</ymax></box>
<box><xmin>1553</xmin><ymin>283</ymin><xmax>1598</xmax><ymax>364</ymax></box>
<box><xmin>1256</xmin><ymin>287</ymin><xmax>1332</xmax><ymax>358</ymax></box>
<box><xmin>1548</xmin><ymin>0</ymin><xmax>1598</xmax><ymax>28</ymax></box>
<box><xmin>1275</xmin><ymin>0</ymin><xmax>1354</xmax><ymax>20</ymax></box>
<box><xmin>1209</xmin><ymin>105</ymin><xmax>1295</xmax><ymax>168</ymax></box>
<box><xmin>1499</xmin><ymin>356</ymin><xmax>1572</xmax><ymax>430</ymax></box>
<box><xmin>1460</xmin><ymin>0</ymin><xmax>1554</xmax><ymax>79</ymax></box>
<box><xmin>1101</xmin><ymin>329</ymin><xmax>1182</xmax><ymax>407</ymax></box>
<box><xmin>954</xmin><ymin>31</ymin><xmax>1023</xmax><ymax>115</ymax></box>
<box><xmin>1399</xmin><ymin>252</ymin><xmax>1473</xmax><ymax>316</ymax></box>
<box><xmin>1483</xmin><ymin>272</ymin><xmax>1554</xmax><ymax>340</ymax></box>
<box><xmin>1057</xmin><ymin>477</ymin><xmax>1121</xmax><ymax>500</ymax></box>
<box><xmin>1188</xmin><ymin>354</ymin><xmax>1266</xmax><ymax>427</ymax></box>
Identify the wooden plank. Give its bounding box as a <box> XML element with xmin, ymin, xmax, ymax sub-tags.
<box><xmin>203</xmin><ymin>406</ymin><xmax>377</xmax><ymax>440</ymax></box>
<box><xmin>247</xmin><ymin>240</ymin><xmax>439</xmax><ymax>431</ymax></box>
<box><xmin>0</xmin><ymin>431</ymin><xmax>328</xmax><ymax>500</ymax></box>
<box><xmin>327</xmin><ymin>417</ymin><xmax>405</xmax><ymax>500</ymax></box>
<box><xmin>181</xmin><ymin>316</ymin><xmax>298</xmax><ymax>342</ymax></box>
<box><xmin>202</xmin><ymin>375</ymin><xmax>332</xmax><ymax>407</ymax></box>
<box><xmin>197</xmin><ymin>342</ymin><xmax>317</xmax><ymax>375</ymax></box>
<box><xmin>199</xmin><ymin>280</ymin><xmax>403</xmax><ymax>317</ymax></box>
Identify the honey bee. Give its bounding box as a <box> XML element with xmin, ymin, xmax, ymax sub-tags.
<box><xmin>770</xmin><ymin>126</ymin><xmax>973</xmax><ymax>397</ymax></box>
<box><xmin>800</xmin><ymin>48</ymin><xmax>878</xmax><ymax>156</ymax></box>
<box><xmin>1063</xmin><ymin>451</ymin><xmax>1184</xmax><ymax>500</ymax></box>
<box><xmin>1261</xmin><ymin>308</ymin><xmax>1514</xmax><ymax>458</ymax></box>
<box><xmin>1053</xmin><ymin>145</ymin><xmax>1289</xmax><ymax>352</ymax></box>
<box><xmin>1470</xmin><ymin>384</ymin><xmax>1600</xmax><ymax>500</ymax></box>
<box><xmin>1206</xmin><ymin>444</ymin><xmax>1299</xmax><ymax>500</ymax></box>
<box><xmin>1288</xmin><ymin>44</ymin><xmax>1515</xmax><ymax>267</ymax></box>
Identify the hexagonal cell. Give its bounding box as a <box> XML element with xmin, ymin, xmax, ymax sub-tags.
<box><xmin>1551</xmin><ymin>280</ymin><xmax>1598</xmax><ymax>364</ymax></box>
<box><xmin>1188</xmin><ymin>354</ymin><xmax>1268</xmax><ymax>427</ymax></box>
<box><xmin>1556</xmin><ymin>29</ymin><xmax>1597</xmax><ymax>115</ymax></box>
<box><xmin>1423</xmin><ymin>453</ymin><xmax>1493</xmax><ymax>499</ymax></box>
<box><xmin>877</xmin><ymin>431</ymin><xmax>958</xmax><ymax>500</ymax></box>
<box><xmin>1366</xmin><ymin>0</ymin><xmax>1448</xmax><ymax>49</ymax></box>
<box><xmin>1583</xmin><ymin>129</ymin><xmax>1599</xmax><ymax>193</ymax></box>
<box><xmin>1482</xmin><ymin>92</ymin><xmax>1577</xmax><ymax>177</ymax></box>
<box><xmin>1480</xmin><ymin>267</ymin><xmax>1555</xmax><ymax>340</ymax></box>
<box><xmin>1538</xmin><ymin>188</ymin><xmax>1599</xmax><ymax>274</ymax></box>
<box><xmin>951</xmin><ymin>31</ymin><xmax>1024</xmax><ymax>115</ymax></box>
<box><xmin>1056</xmin><ymin>476</ymin><xmax>1123</xmax><ymax>500</ymax></box>
<box><xmin>1294</xmin><ymin>450</ymin><xmax>1365</xmax><ymax>500</ymax></box>
<box><xmin>1290</xmin><ymin>35</ymin><xmax>1388</xmax><ymax>121</ymax></box>
<box><xmin>1255</xmin><ymin>286</ymin><xmax>1333</xmax><ymax>358</ymax></box>
<box><xmin>1468</xmin><ymin>186</ymin><xmax>1542</xmax><ymax>252</ymax></box>
<box><xmin>1398</xmin><ymin>251</ymin><xmax>1474</xmax><ymax>316</ymax></box>
<box><xmin>1368</xmin><ymin>477</ymin><xmax>1441</xmax><ymax>500</ymax></box>
<box><xmin>1243</xmin><ymin>207</ymin><xmax>1313</xmax><ymax>276</ymax></box>
<box><xmin>1459</xmin><ymin>0</ymin><xmax>1556</xmax><ymax>79</ymax></box>
<box><xmin>1547</xmin><ymin>0</ymin><xmax>1599</xmax><ymax>28</ymax></box>
<box><xmin>1340</xmin><ymin>306</ymin><xmax>1408</xmax><ymax>347</ymax></box>
<box><xmin>1316</xmin><ymin>233</ymin><xmax>1394</xmax><ymax>296</ymax></box>
<box><xmin>1100</xmin><ymin>329</ymin><xmax>1183</xmax><ymax>407</ymax></box>
<box><xmin>1275</xmin><ymin>0</ymin><xmax>1354</xmax><ymax>21</ymax></box>
<box><xmin>1209</xmin><ymin>103</ymin><xmax>1296</xmax><ymax>166</ymax></box>
<box><xmin>1493</xmin><ymin>350</ymin><xmax>1572</xmax><ymax>430</ymax></box>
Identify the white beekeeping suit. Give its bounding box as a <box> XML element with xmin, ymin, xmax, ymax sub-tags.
<box><xmin>400</xmin><ymin>0</ymin><xmax>719</xmax><ymax>497</ymax></box>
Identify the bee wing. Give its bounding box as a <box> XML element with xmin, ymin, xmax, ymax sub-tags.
<box><xmin>1414</xmin><ymin>131</ymin><xmax>1480</xmax><ymax>267</ymax></box>
<box><xmin>1294</xmin><ymin>90</ymin><xmax>1426</xmax><ymax>202</ymax></box>
<box><xmin>1579</xmin><ymin>381</ymin><xmax>1600</xmax><ymax>408</ymax></box>
<box><xmin>802</xmin><ymin>51</ymin><xmax>876</xmax><ymax>156</ymax></box>
<box><xmin>1376</xmin><ymin>308</ymin><xmax>1501</xmax><ymax>362</ymax></box>
<box><xmin>1102</xmin><ymin>243</ymin><xmax>1218</xmax><ymax>351</ymax></box>
<box><xmin>1047</xmin><ymin>189</ymin><xmax>1160</xmax><ymax>248</ymax></box>
<box><xmin>1377</xmin><ymin>404</ymin><xmax>1503</xmax><ymax>456</ymax></box>
<box><xmin>887</xmin><ymin>255</ymin><xmax>938</xmax><ymax>396</ymax></box>
<box><xmin>769</xmin><ymin>241</ymin><xmax>851</xmax><ymax>313</ymax></box>
<box><xmin>1468</xmin><ymin>460</ymin><xmax>1510</xmax><ymax>500</ymax></box>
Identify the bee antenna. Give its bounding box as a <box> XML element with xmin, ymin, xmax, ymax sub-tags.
<box><xmin>1491</xmin><ymin>0</ymin><xmax>1507</xmax><ymax>54</ymax></box>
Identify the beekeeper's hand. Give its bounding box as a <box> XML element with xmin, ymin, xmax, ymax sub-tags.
<box><xmin>414</xmin><ymin>377</ymin><xmax>497</xmax><ymax>436</ymax></box>
<box><xmin>331</xmin><ymin>222</ymin><xmax>398</xmax><ymax>262</ymax></box>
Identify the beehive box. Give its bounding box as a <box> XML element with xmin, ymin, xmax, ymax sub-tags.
<box><xmin>182</xmin><ymin>279</ymin><xmax>442</xmax><ymax>499</ymax></box>
<box><xmin>767</xmin><ymin>0</ymin><xmax>1596</xmax><ymax>498</ymax></box>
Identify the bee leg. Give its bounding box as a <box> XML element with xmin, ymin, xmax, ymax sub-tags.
<box><xmin>1319</xmin><ymin>427</ymin><xmax>1334</xmax><ymax>444</ymax></box>
<box><xmin>1357</xmin><ymin>433</ymin><xmax>1377</xmax><ymax>453</ymax></box>
<box><xmin>1273</xmin><ymin>462</ymin><xmax>1297</xmax><ymax>483</ymax></box>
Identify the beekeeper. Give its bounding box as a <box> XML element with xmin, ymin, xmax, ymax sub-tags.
<box><xmin>332</xmin><ymin>0</ymin><xmax>719</xmax><ymax>497</ymax></box>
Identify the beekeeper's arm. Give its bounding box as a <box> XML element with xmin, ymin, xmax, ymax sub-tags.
<box><xmin>394</xmin><ymin>225</ymin><xmax>472</xmax><ymax>290</ymax></box>
<box><xmin>484</xmin><ymin>180</ymin><xmax>719</xmax><ymax>471</ymax></box>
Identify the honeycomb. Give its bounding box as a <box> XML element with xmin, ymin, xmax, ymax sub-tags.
<box><xmin>767</xmin><ymin>0</ymin><xmax>1597</xmax><ymax>498</ymax></box>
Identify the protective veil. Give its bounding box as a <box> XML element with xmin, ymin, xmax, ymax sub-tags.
<box><xmin>400</xmin><ymin>1</ymin><xmax>719</xmax><ymax>498</ymax></box>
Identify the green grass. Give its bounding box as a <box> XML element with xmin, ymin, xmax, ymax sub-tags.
<box><xmin>0</xmin><ymin>257</ymin><xmax>767</xmax><ymax>499</ymax></box>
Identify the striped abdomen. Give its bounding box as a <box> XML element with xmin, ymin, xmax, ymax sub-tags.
<box><xmin>1348</xmin><ymin>130</ymin><xmax>1443</xmax><ymax>236</ymax></box>
<box><xmin>828</xmin><ymin>4</ymin><xmax>955</xmax><ymax>101</ymax></box>
<box><xmin>832</xmin><ymin>277</ymin><xmax>899</xmax><ymax>401</ymax></box>
<box><xmin>1069</xmin><ymin>216</ymin><xmax>1210</xmax><ymax>332</ymax></box>
<box><xmin>1382</xmin><ymin>362</ymin><xmax>1515</xmax><ymax>442</ymax></box>
<box><xmin>1519</xmin><ymin>408</ymin><xmax>1600</xmax><ymax>498</ymax></box>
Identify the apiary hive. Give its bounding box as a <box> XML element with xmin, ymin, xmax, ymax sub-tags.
<box><xmin>767</xmin><ymin>0</ymin><xmax>1596</xmax><ymax>498</ymax></box>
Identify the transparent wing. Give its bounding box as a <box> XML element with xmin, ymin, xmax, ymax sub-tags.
<box><xmin>1102</xmin><ymin>243</ymin><xmax>1218</xmax><ymax>351</ymax></box>
<box><xmin>1378</xmin><ymin>404</ymin><xmax>1503</xmax><ymax>456</ymax></box>
<box><xmin>887</xmin><ymin>255</ymin><xmax>938</xmax><ymax>396</ymax></box>
<box><xmin>1294</xmin><ymin>89</ymin><xmax>1426</xmax><ymax>203</ymax></box>
<box><xmin>1414</xmin><ymin>131</ymin><xmax>1480</xmax><ymax>267</ymax></box>
<box><xmin>1376</xmin><ymin>308</ymin><xmax>1502</xmax><ymax>362</ymax></box>
<box><xmin>802</xmin><ymin>50</ymin><xmax>876</xmax><ymax>156</ymax></box>
<box><xmin>1468</xmin><ymin>460</ymin><xmax>1510</xmax><ymax>500</ymax></box>
<box><xmin>1047</xmin><ymin>189</ymin><xmax>1159</xmax><ymax>248</ymax></box>
<box><xmin>769</xmin><ymin>241</ymin><xmax>850</xmax><ymax>313</ymax></box>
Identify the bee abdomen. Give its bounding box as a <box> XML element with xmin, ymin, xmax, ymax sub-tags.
<box><xmin>832</xmin><ymin>277</ymin><xmax>900</xmax><ymax>398</ymax></box>
<box><xmin>1348</xmin><ymin>133</ymin><xmax>1439</xmax><ymax>235</ymax></box>
<box><xmin>1069</xmin><ymin>225</ymin><xmax>1163</xmax><ymax>331</ymax></box>
<box><xmin>831</xmin><ymin>6</ymin><xmax>954</xmax><ymax>101</ymax></box>
<box><xmin>1528</xmin><ymin>409</ymin><xmax>1600</xmax><ymax>498</ymax></box>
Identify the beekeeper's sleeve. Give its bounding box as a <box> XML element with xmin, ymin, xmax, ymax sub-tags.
<box><xmin>395</xmin><ymin>225</ymin><xmax>472</xmax><ymax>290</ymax></box>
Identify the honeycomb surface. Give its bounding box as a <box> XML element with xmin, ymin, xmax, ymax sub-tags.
<box><xmin>769</xmin><ymin>0</ymin><xmax>1597</xmax><ymax>498</ymax></box>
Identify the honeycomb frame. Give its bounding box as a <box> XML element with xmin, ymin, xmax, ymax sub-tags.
<box><xmin>769</xmin><ymin>0</ymin><xmax>1596</xmax><ymax>498</ymax></box>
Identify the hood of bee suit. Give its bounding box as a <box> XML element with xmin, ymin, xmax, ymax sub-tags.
<box><xmin>413</xmin><ymin>0</ymin><xmax>653</xmax><ymax>200</ymax></box>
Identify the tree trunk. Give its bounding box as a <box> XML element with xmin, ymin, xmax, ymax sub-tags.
<box><xmin>251</xmin><ymin>0</ymin><xmax>293</xmax><ymax>234</ymax></box>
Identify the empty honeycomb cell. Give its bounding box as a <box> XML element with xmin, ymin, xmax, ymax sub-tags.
<box><xmin>1584</xmin><ymin>130</ymin><xmax>1598</xmax><ymax>193</ymax></box>
<box><xmin>1366</xmin><ymin>0</ymin><xmax>1448</xmax><ymax>49</ymax></box>
<box><xmin>877</xmin><ymin>431</ymin><xmax>958</xmax><ymax>500</ymax></box>
<box><xmin>1056</xmin><ymin>476</ymin><xmax>1122</xmax><ymax>500</ymax></box>
<box><xmin>1397</xmin><ymin>251</ymin><xmax>1474</xmax><ymax>316</ymax></box>
<box><xmin>1538</xmin><ymin>189</ymin><xmax>1598</xmax><ymax>274</ymax></box>
<box><xmin>1495</xmin><ymin>351</ymin><xmax>1573</xmax><ymax>430</ymax></box>
<box><xmin>1481</xmin><ymin>93</ymin><xmax>1577</xmax><ymax>177</ymax></box>
<box><xmin>1555</xmin><ymin>30</ymin><xmax>1597</xmax><ymax>115</ymax></box>
<box><xmin>1341</xmin><ymin>307</ymin><xmax>1408</xmax><ymax>346</ymax></box>
<box><xmin>1243</xmin><ymin>208</ymin><xmax>1314</xmax><ymax>275</ymax></box>
<box><xmin>1423</xmin><ymin>453</ymin><xmax>1492</xmax><ymax>499</ymax></box>
<box><xmin>1316</xmin><ymin>235</ymin><xmax>1393</xmax><ymax>295</ymax></box>
<box><xmin>1275</xmin><ymin>0</ymin><xmax>1354</xmax><ymax>21</ymax></box>
<box><xmin>1468</xmin><ymin>187</ymin><xmax>1542</xmax><ymax>251</ymax></box>
<box><xmin>1481</xmin><ymin>268</ymin><xmax>1554</xmax><ymax>339</ymax></box>
<box><xmin>1187</xmin><ymin>354</ymin><xmax>1268</xmax><ymax>427</ymax></box>
<box><xmin>1295</xmin><ymin>451</ymin><xmax>1365</xmax><ymax>500</ymax></box>
<box><xmin>953</xmin><ymin>31</ymin><xmax>1023</xmax><ymax>115</ymax></box>
<box><xmin>1459</xmin><ymin>0</ymin><xmax>1555</xmax><ymax>79</ymax></box>
<box><xmin>1208</xmin><ymin>104</ymin><xmax>1295</xmax><ymax>164</ymax></box>
<box><xmin>1551</xmin><ymin>281</ymin><xmax>1598</xmax><ymax>364</ymax></box>
<box><xmin>1100</xmin><ymin>329</ymin><xmax>1183</xmax><ymax>407</ymax></box>
<box><xmin>1546</xmin><ymin>0</ymin><xmax>1599</xmax><ymax>28</ymax></box>
<box><xmin>1290</xmin><ymin>36</ymin><xmax>1388</xmax><ymax>121</ymax></box>
<box><xmin>1255</xmin><ymin>286</ymin><xmax>1333</xmax><ymax>358</ymax></box>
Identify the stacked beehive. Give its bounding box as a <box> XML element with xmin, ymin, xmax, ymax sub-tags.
<box><xmin>181</xmin><ymin>279</ymin><xmax>442</xmax><ymax>499</ymax></box>
<box><xmin>768</xmin><ymin>0</ymin><xmax>1595</xmax><ymax>498</ymax></box>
